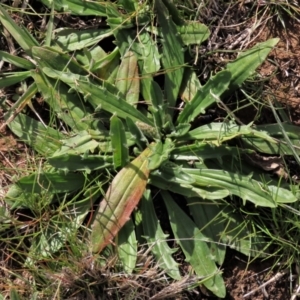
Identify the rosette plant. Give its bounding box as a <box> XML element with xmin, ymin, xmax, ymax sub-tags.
<box><xmin>1</xmin><ymin>0</ymin><xmax>299</xmax><ymax>297</ymax></box>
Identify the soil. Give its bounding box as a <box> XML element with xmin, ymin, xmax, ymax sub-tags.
<box><xmin>222</xmin><ymin>251</ymin><xmax>289</xmax><ymax>300</ymax></box>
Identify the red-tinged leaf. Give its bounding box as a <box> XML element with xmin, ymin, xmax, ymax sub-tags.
<box><xmin>90</xmin><ymin>146</ymin><xmax>153</xmax><ymax>253</ymax></box>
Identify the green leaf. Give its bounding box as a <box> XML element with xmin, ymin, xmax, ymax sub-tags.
<box><xmin>17</xmin><ymin>172</ymin><xmax>86</xmax><ymax>194</ymax></box>
<box><xmin>178</xmin><ymin>22</ymin><xmax>210</xmax><ymax>46</ymax></box>
<box><xmin>126</xmin><ymin>117</ymin><xmax>147</xmax><ymax>150</ymax></box>
<box><xmin>0</xmin><ymin>5</ymin><xmax>38</xmax><ymax>54</ymax></box>
<box><xmin>117</xmin><ymin>218</ymin><xmax>137</xmax><ymax>274</ymax></box>
<box><xmin>32</xmin><ymin>70</ymin><xmax>105</xmax><ymax>132</ymax></box>
<box><xmin>8</xmin><ymin>114</ymin><xmax>63</xmax><ymax>156</ymax></box>
<box><xmin>162</xmin><ymin>191</ymin><xmax>226</xmax><ymax>298</ymax></box>
<box><xmin>52</xmin><ymin>131</ymin><xmax>99</xmax><ymax>157</ymax></box>
<box><xmin>177</xmin><ymin>70</ymin><xmax>231</xmax><ymax>124</ymax></box>
<box><xmin>226</xmin><ymin>38</ymin><xmax>279</xmax><ymax>92</ymax></box>
<box><xmin>171</xmin><ymin>143</ymin><xmax>251</xmax><ymax>160</ymax></box>
<box><xmin>148</xmin><ymin>139</ymin><xmax>174</xmax><ymax>170</ymax></box>
<box><xmin>110</xmin><ymin>115</ymin><xmax>129</xmax><ymax>168</ymax></box>
<box><xmin>90</xmin><ymin>47</ymin><xmax>120</xmax><ymax>73</ymax></box>
<box><xmin>155</xmin><ymin>0</ymin><xmax>185</xmax><ymax>114</ymax></box>
<box><xmin>141</xmin><ymin>190</ymin><xmax>181</xmax><ymax>280</ymax></box>
<box><xmin>219</xmin><ymin>206</ymin><xmax>268</xmax><ymax>257</ymax></box>
<box><xmin>53</xmin><ymin>28</ymin><xmax>113</xmax><ymax>51</ymax></box>
<box><xmin>150</xmin><ymin>167</ymin><xmax>229</xmax><ymax>200</ymax></box>
<box><xmin>0</xmin><ymin>51</ymin><xmax>35</xmax><ymax>69</ymax></box>
<box><xmin>32</xmin><ymin>46</ymin><xmax>88</xmax><ymax>75</ymax></box>
<box><xmin>180</xmin><ymin>68</ymin><xmax>202</xmax><ymax>102</ymax></box>
<box><xmin>0</xmin><ymin>71</ymin><xmax>32</xmax><ymax>88</ymax></box>
<box><xmin>178</xmin><ymin>122</ymin><xmax>276</xmax><ymax>145</ymax></box>
<box><xmin>115</xmin><ymin>29</ymin><xmax>160</xmax><ymax>74</ymax></box>
<box><xmin>242</xmin><ymin>123</ymin><xmax>300</xmax><ymax>155</ymax></box>
<box><xmin>40</xmin><ymin>0</ymin><xmax>116</xmax><ymax>16</ymax></box>
<box><xmin>43</xmin><ymin>68</ymin><xmax>155</xmax><ymax>127</ymax></box>
<box><xmin>115</xmin><ymin>50</ymin><xmax>140</xmax><ymax>106</ymax></box>
<box><xmin>10</xmin><ymin>289</ymin><xmax>21</xmax><ymax>300</ymax></box>
<box><xmin>48</xmin><ymin>154</ymin><xmax>113</xmax><ymax>173</ymax></box>
<box><xmin>186</xmin><ymin>199</ymin><xmax>226</xmax><ymax>265</ymax></box>
<box><xmin>187</xmin><ymin>168</ymin><xmax>297</xmax><ymax>207</ymax></box>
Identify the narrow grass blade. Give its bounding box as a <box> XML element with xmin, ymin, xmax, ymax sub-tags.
<box><xmin>115</xmin><ymin>50</ymin><xmax>139</xmax><ymax>106</ymax></box>
<box><xmin>117</xmin><ymin>218</ymin><xmax>137</xmax><ymax>274</ymax></box>
<box><xmin>110</xmin><ymin>115</ymin><xmax>129</xmax><ymax>168</ymax></box>
<box><xmin>0</xmin><ymin>51</ymin><xmax>35</xmax><ymax>69</ymax></box>
<box><xmin>0</xmin><ymin>71</ymin><xmax>31</xmax><ymax>88</ymax></box>
<box><xmin>91</xmin><ymin>146</ymin><xmax>153</xmax><ymax>253</ymax></box>
<box><xmin>226</xmin><ymin>38</ymin><xmax>279</xmax><ymax>92</ymax></box>
<box><xmin>161</xmin><ymin>191</ymin><xmax>226</xmax><ymax>298</ymax></box>
<box><xmin>0</xmin><ymin>6</ymin><xmax>38</xmax><ymax>54</ymax></box>
<box><xmin>26</xmin><ymin>185</ymin><xmax>101</xmax><ymax>264</ymax></box>
<box><xmin>155</xmin><ymin>0</ymin><xmax>184</xmax><ymax>113</ymax></box>
<box><xmin>141</xmin><ymin>190</ymin><xmax>181</xmax><ymax>280</ymax></box>
<box><xmin>177</xmin><ymin>70</ymin><xmax>231</xmax><ymax>125</ymax></box>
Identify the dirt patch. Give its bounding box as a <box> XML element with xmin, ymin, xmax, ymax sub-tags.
<box><xmin>257</xmin><ymin>22</ymin><xmax>300</xmax><ymax>117</ymax></box>
<box><xmin>222</xmin><ymin>251</ymin><xmax>290</xmax><ymax>300</ymax></box>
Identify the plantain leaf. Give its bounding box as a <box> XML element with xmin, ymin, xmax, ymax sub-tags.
<box><xmin>40</xmin><ymin>0</ymin><xmax>117</xmax><ymax>16</ymax></box>
<box><xmin>42</xmin><ymin>68</ymin><xmax>155</xmax><ymax>127</ymax></box>
<box><xmin>48</xmin><ymin>154</ymin><xmax>113</xmax><ymax>173</ymax></box>
<box><xmin>32</xmin><ymin>46</ymin><xmax>89</xmax><ymax>75</ymax></box>
<box><xmin>0</xmin><ymin>71</ymin><xmax>32</xmax><ymax>88</ymax></box>
<box><xmin>186</xmin><ymin>199</ymin><xmax>226</xmax><ymax>265</ymax></box>
<box><xmin>16</xmin><ymin>172</ymin><xmax>86</xmax><ymax>194</ymax></box>
<box><xmin>53</xmin><ymin>28</ymin><xmax>113</xmax><ymax>51</ymax></box>
<box><xmin>187</xmin><ymin>168</ymin><xmax>297</xmax><ymax>207</ymax></box>
<box><xmin>162</xmin><ymin>191</ymin><xmax>226</xmax><ymax>298</ymax></box>
<box><xmin>8</xmin><ymin>114</ymin><xmax>63</xmax><ymax>156</ymax></box>
<box><xmin>117</xmin><ymin>218</ymin><xmax>137</xmax><ymax>274</ymax></box>
<box><xmin>91</xmin><ymin>146</ymin><xmax>153</xmax><ymax>253</ymax></box>
<box><xmin>0</xmin><ymin>51</ymin><xmax>35</xmax><ymax>69</ymax></box>
<box><xmin>110</xmin><ymin>115</ymin><xmax>129</xmax><ymax>168</ymax></box>
<box><xmin>242</xmin><ymin>123</ymin><xmax>300</xmax><ymax>155</ymax></box>
<box><xmin>155</xmin><ymin>0</ymin><xmax>184</xmax><ymax>115</ymax></box>
<box><xmin>226</xmin><ymin>38</ymin><xmax>279</xmax><ymax>92</ymax></box>
<box><xmin>178</xmin><ymin>122</ymin><xmax>276</xmax><ymax>145</ymax></box>
<box><xmin>177</xmin><ymin>70</ymin><xmax>231</xmax><ymax>125</ymax></box>
<box><xmin>115</xmin><ymin>50</ymin><xmax>139</xmax><ymax>106</ymax></box>
<box><xmin>178</xmin><ymin>22</ymin><xmax>210</xmax><ymax>46</ymax></box>
<box><xmin>141</xmin><ymin>190</ymin><xmax>181</xmax><ymax>280</ymax></box>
